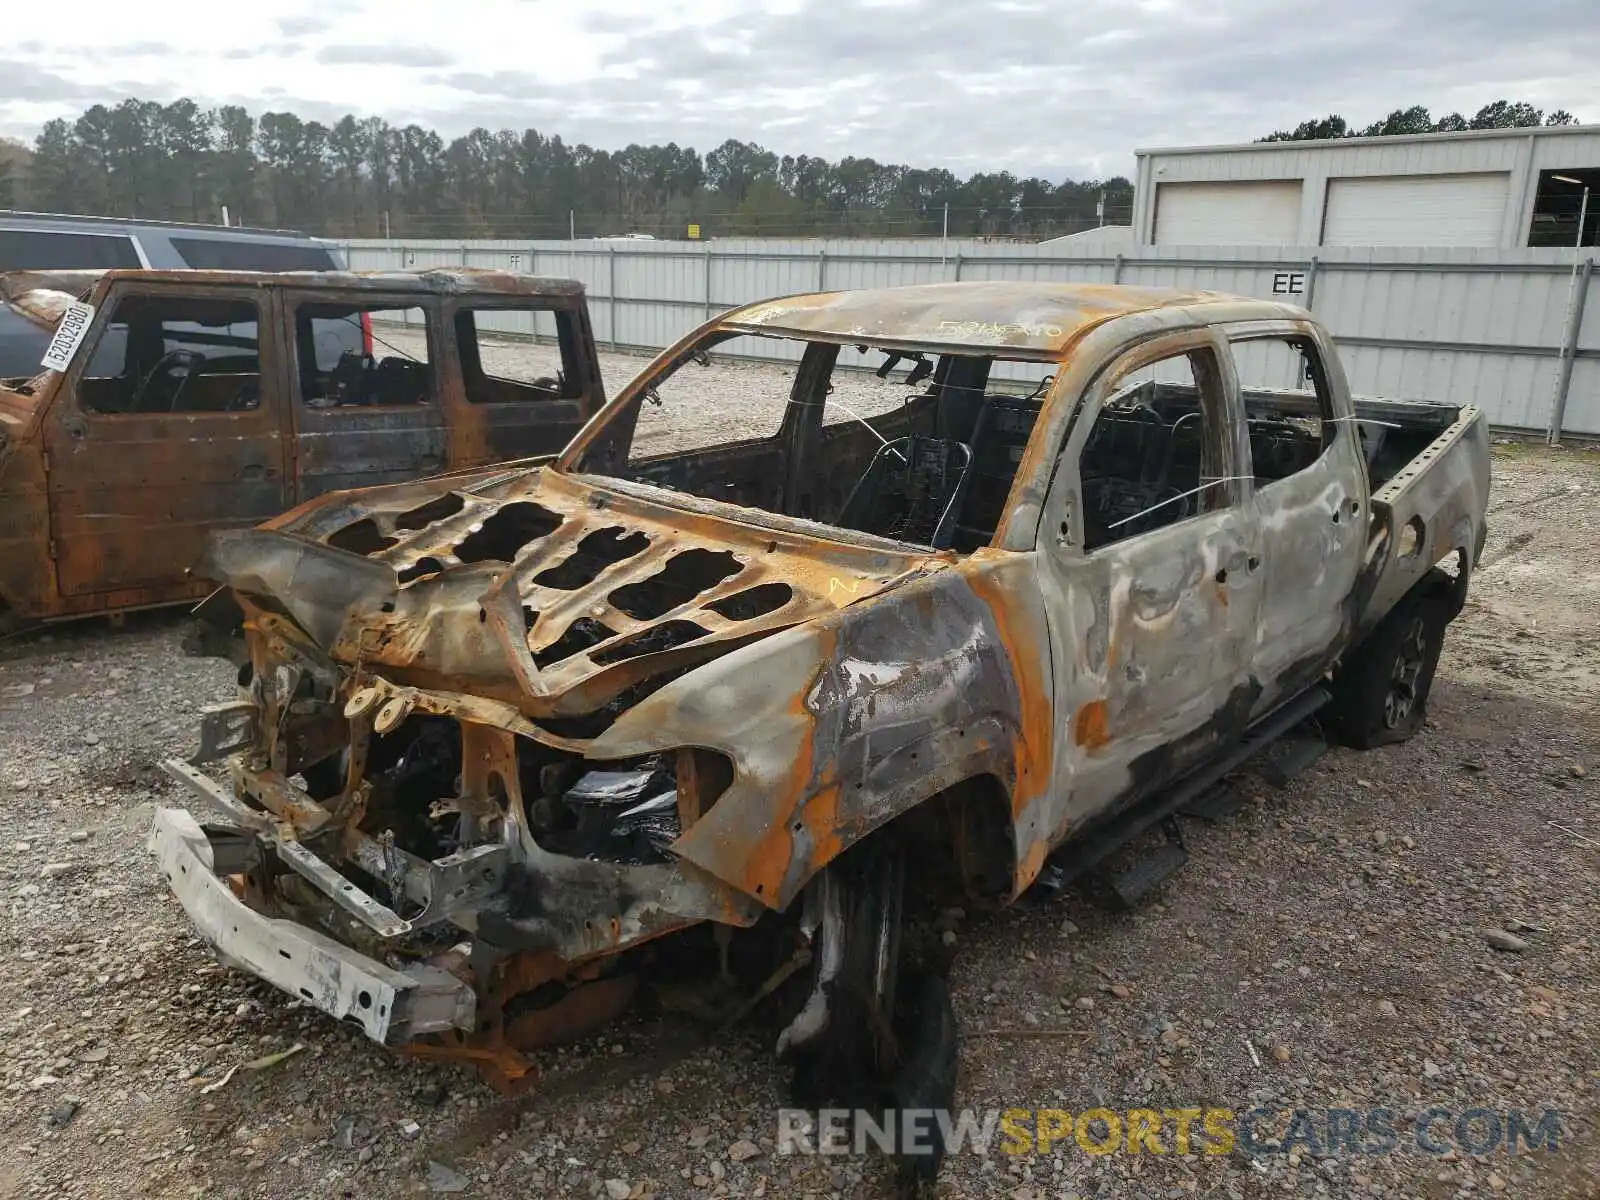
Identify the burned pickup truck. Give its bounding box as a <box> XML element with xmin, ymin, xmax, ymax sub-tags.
<box><xmin>151</xmin><ymin>282</ymin><xmax>1488</xmax><ymax>1118</ymax></box>
<box><xmin>0</xmin><ymin>267</ymin><xmax>604</xmax><ymax>630</ymax></box>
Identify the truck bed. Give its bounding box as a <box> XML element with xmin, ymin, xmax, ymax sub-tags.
<box><xmin>1355</xmin><ymin>397</ymin><xmax>1491</xmax><ymax>635</ymax></box>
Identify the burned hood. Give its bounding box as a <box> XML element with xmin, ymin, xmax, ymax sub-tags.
<box><xmin>206</xmin><ymin>466</ymin><xmax>946</xmax><ymax>722</ymax></box>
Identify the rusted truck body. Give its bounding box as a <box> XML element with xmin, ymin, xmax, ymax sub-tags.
<box><xmin>150</xmin><ymin>281</ymin><xmax>1489</xmax><ymax>1115</ymax></box>
<box><xmin>0</xmin><ymin>267</ymin><xmax>604</xmax><ymax>629</ymax></box>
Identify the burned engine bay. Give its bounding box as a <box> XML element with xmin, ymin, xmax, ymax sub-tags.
<box><xmin>156</xmin><ymin>422</ymin><xmax>975</xmax><ymax>1095</ymax></box>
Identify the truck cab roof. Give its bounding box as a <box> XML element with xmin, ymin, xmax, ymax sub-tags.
<box><xmin>722</xmin><ymin>280</ymin><xmax>1311</xmax><ymax>356</ymax></box>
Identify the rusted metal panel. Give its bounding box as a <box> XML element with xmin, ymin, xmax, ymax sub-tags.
<box><xmin>727</xmin><ymin>281</ymin><xmax>1232</xmax><ymax>355</ymax></box>
<box><xmin>0</xmin><ymin>267</ymin><xmax>602</xmax><ymax>624</ymax></box>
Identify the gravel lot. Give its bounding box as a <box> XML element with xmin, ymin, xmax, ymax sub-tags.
<box><xmin>1</xmin><ymin>350</ymin><xmax>1597</xmax><ymax>1200</ymax></box>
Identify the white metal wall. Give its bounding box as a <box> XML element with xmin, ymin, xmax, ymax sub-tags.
<box><xmin>341</xmin><ymin>237</ymin><xmax>1600</xmax><ymax>438</ymax></box>
<box><xmin>1133</xmin><ymin>124</ymin><xmax>1600</xmax><ymax>249</ymax></box>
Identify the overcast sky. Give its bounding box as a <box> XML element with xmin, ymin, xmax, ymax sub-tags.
<box><xmin>4</xmin><ymin>0</ymin><xmax>1597</xmax><ymax>180</ymax></box>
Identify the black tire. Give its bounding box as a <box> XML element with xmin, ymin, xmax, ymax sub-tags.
<box><xmin>782</xmin><ymin>838</ymin><xmax>907</xmax><ymax>1100</ymax></box>
<box><xmin>780</xmin><ymin>837</ymin><xmax>960</xmax><ymax>1195</ymax></box>
<box><xmin>1328</xmin><ymin>571</ymin><xmax>1453</xmax><ymax>749</ymax></box>
<box><xmin>0</xmin><ymin>604</ymin><xmax>35</xmax><ymax>639</ymax></box>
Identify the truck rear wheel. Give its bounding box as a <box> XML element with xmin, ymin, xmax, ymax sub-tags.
<box><xmin>1328</xmin><ymin>570</ymin><xmax>1453</xmax><ymax>749</ymax></box>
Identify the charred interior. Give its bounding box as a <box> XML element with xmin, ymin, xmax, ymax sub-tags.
<box><xmin>571</xmin><ymin>333</ymin><xmax>1054</xmax><ymax>554</ymax></box>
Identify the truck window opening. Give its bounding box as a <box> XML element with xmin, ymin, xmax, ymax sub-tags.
<box><xmin>454</xmin><ymin>307</ymin><xmax>584</xmax><ymax>404</ymax></box>
<box><xmin>575</xmin><ymin>333</ymin><xmax>1053</xmax><ymax>552</ymax></box>
<box><xmin>1077</xmin><ymin>349</ymin><xmax>1229</xmax><ymax>551</ymax></box>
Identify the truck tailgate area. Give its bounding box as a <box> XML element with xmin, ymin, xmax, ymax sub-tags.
<box><xmin>1355</xmin><ymin>398</ymin><xmax>1491</xmax><ymax>633</ymax></box>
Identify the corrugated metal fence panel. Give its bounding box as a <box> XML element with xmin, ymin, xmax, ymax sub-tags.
<box><xmin>1565</xmin><ymin>360</ymin><xmax>1600</xmax><ymax>435</ymax></box>
<box><xmin>341</xmin><ymin>239</ymin><xmax>1598</xmax><ymax>435</ymax></box>
<box><xmin>718</xmin><ymin>251</ymin><xmax>820</xmax><ymax>308</ymax></box>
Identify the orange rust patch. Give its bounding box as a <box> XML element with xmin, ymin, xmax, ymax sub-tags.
<box><xmin>797</xmin><ymin>782</ymin><xmax>845</xmax><ymax>873</ymax></box>
<box><xmin>957</xmin><ymin>554</ymin><xmax>1053</xmax><ymax>819</ymax></box>
<box><xmin>1018</xmin><ymin>837</ymin><xmax>1050</xmax><ymax>890</ymax></box>
<box><xmin>714</xmin><ymin>670</ymin><xmax>820</xmax><ymax>906</ymax></box>
<box><xmin>1073</xmin><ymin>699</ymin><xmax>1110</xmax><ymax>750</ymax></box>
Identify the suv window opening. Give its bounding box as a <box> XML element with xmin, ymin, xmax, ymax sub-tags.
<box><xmin>294</xmin><ymin>303</ymin><xmax>433</xmax><ymax>409</ymax></box>
<box><xmin>324</xmin><ymin>313</ymin><xmax>421</xmax><ymax>364</ymax></box>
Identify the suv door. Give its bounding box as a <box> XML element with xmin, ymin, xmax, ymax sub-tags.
<box><xmin>1036</xmin><ymin>329</ymin><xmax>1263</xmax><ymax>829</ymax></box>
<box><xmin>43</xmin><ymin>281</ymin><xmax>290</xmax><ymax>602</ymax></box>
<box><xmin>1226</xmin><ymin>324</ymin><xmax>1368</xmax><ymax>715</ymax></box>
<box><xmin>286</xmin><ymin>294</ymin><xmax>447</xmax><ymax>500</ymax></box>
<box><xmin>441</xmin><ymin>300</ymin><xmax>600</xmax><ymax>467</ymax></box>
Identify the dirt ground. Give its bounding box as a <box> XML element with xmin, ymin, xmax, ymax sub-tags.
<box><xmin>0</xmin><ymin>354</ymin><xmax>1596</xmax><ymax>1199</ymax></box>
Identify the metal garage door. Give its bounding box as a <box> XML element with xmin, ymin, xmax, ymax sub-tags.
<box><xmin>1154</xmin><ymin>181</ymin><xmax>1303</xmax><ymax>246</ymax></box>
<box><xmin>1322</xmin><ymin>173</ymin><xmax>1510</xmax><ymax>247</ymax></box>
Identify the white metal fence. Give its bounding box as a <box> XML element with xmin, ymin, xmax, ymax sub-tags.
<box><xmin>339</xmin><ymin>237</ymin><xmax>1600</xmax><ymax>438</ymax></box>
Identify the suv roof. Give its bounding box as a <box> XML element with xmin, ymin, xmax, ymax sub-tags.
<box><xmin>0</xmin><ymin>266</ymin><xmax>587</xmax><ymax>299</ymax></box>
<box><xmin>0</xmin><ymin>209</ymin><xmax>321</xmax><ymax>240</ymax></box>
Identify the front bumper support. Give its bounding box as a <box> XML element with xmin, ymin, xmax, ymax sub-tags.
<box><xmin>148</xmin><ymin>807</ymin><xmax>474</xmax><ymax>1045</ymax></box>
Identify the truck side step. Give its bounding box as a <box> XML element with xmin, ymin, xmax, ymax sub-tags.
<box><xmin>1255</xmin><ymin>725</ymin><xmax>1328</xmax><ymax>788</ymax></box>
<box><xmin>1090</xmin><ymin>817</ymin><xmax>1189</xmax><ymax>911</ymax></box>
<box><xmin>1049</xmin><ymin>686</ymin><xmax>1332</xmax><ymax>892</ymax></box>
<box><xmin>1179</xmin><ymin>782</ymin><xmax>1245</xmax><ymax>824</ymax></box>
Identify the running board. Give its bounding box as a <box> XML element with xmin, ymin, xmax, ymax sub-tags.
<box><xmin>1179</xmin><ymin>782</ymin><xmax>1245</xmax><ymax>824</ymax></box>
<box><xmin>1255</xmin><ymin>725</ymin><xmax>1329</xmax><ymax>787</ymax></box>
<box><xmin>1051</xmin><ymin>686</ymin><xmax>1331</xmax><ymax>889</ymax></box>
<box><xmin>1088</xmin><ymin>816</ymin><xmax>1188</xmax><ymax>910</ymax></box>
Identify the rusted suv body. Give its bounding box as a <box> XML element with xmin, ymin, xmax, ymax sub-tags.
<box><xmin>151</xmin><ymin>282</ymin><xmax>1489</xmax><ymax>1113</ymax></box>
<box><xmin>0</xmin><ymin>268</ymin><xmax>603</xmax><ymax>628</ymax></box>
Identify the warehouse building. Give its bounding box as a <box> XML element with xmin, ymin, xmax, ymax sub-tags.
<box><xmin>1132</xmin><ymin>124</ymin><xmax>1600</xmax><ymax>248</ymax></box>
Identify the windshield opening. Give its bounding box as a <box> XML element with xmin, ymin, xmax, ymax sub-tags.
<box><xmin>572</xmin><ymin>330</ymin><xmax>1055</xmax><ymax>553</ymax></box>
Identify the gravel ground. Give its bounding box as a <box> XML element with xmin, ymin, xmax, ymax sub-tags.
<box><xmin>0</xmin><ymin>355</ymin><xmax>1597</xmax><ymax>1200</ymax></box>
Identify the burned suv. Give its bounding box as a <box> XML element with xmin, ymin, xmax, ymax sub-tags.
<box><xmin>153</xmin><ymin>282</ymin><xmax>1488</xmax><ymax>1136</ymax></box>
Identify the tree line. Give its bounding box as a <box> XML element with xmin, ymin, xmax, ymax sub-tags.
<box><xmin>1260</xmin><ymin>99</ymin><xmax>1577</xmax><ymax>142</ymax></box>
<box><xmin>0</xmin><ymin>96</ymin><xmax>1580</xmax><ymax>242</ymax></box>
<box><xmin>0</xmin><ymin>99</ymin><xmax>1134</xmax><ymax>241</ymax></box>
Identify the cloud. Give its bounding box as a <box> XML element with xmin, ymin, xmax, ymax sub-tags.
<box><xmin>1</xmin><ymin>0</ymin><xmax>1598</xmax><ymax>178</ymax></box>
<box><xmin>316</xmin><ymin>43</ymin><xmax>456</xmax><ymax>68</ymax></box>
<box><xmin>100</xmin><ymin>41</ymin><xmax>174</xmax><ymax>58</ymax></box>
<box><xmin>276</xmin><ymin>16</ymin><xmax>332</xmax><ymax>36</ymax></box>
<box><xmin>0</xmin><ymin>60</ymin><xmax>103</xmax><ymax>103</ymax></box>
<box><xmin>531</xmin><ymin>0</ymin><xmax>1600</xmax><ymax>176</ymax></box>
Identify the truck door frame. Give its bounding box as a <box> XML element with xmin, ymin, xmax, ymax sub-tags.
<box><xmin>1033</xmin><ymin>325</ymin><xmax>1265</xmax><ymax>843</ymax></box>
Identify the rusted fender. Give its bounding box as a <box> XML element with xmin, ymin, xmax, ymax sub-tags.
<box><xmin>585</xmin><ymin>550</ymin><xmax>1056</xmax><ymax>910</ymax></box>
